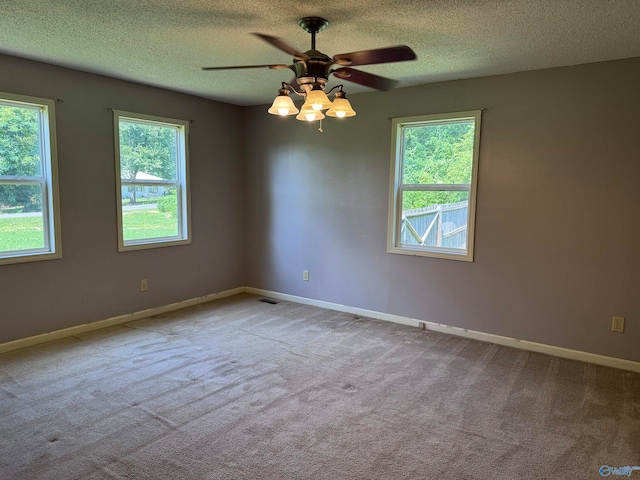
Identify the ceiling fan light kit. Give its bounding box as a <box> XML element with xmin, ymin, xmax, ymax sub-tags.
<box><xmin>271</xmin><ymin>82</ymin><xmax>353</xmax><ymax>122</ymax></box>
<box><xmin>203</xmin><ymin>16</ymin><xmax>416</xmax><ymax>130</ymax></box>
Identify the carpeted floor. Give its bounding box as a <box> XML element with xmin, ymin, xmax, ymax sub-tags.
<box><xmin>1</xmin><ymin>293</ymin><xmax>639</xmax><ymax>479</ymax></box>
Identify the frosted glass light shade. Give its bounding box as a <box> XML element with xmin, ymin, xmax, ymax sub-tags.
<box><xmin>304</xmin><ymin>87</ymin><xmax>333</xmax><ymax>111</ymax></box>
<box><xmin>296</xmin><ymin>106</ymin><xmax>325</xmax><ymax>122</ymax></box>
<box><xmin>326</xmin><ymin>96</ymin><xmax>356</xmax><ymax>118</ymax></box>
<box><xmin>268</xmin><ymin>93</ymin><xmax>299</xmax><ymax>116</ymax></box>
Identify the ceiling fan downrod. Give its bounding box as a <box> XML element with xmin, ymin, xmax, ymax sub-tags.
<box><xmin>298</xmin><ymin>17</ymin><xmax>329</xmax><ymax>50</ymax></box>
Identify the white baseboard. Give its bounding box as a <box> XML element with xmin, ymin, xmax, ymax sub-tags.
<box><xmin>3</xmin><ymin>285</ymin><xmax>639</xmax><ymax>374</ymax></box>
<box><xmin>246</xmin><ymin>287</ymin><xmax>640</xmax><ymax>374</ymax></box>
<box><xmin>0</xmin><ymin>287</ymin><xmax>244</xmax><ymax>354</ymax></box>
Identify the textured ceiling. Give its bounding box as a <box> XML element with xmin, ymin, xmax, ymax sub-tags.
<box><xmin>1</xmin><ymin>0</ymin><xmax>639</xmax><ymax>106</ymax></box>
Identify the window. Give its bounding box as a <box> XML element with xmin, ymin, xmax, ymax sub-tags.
<box><xmin>0</xmin><ymin>93</ymin><xmax>61</xmax><ymax>265</ymax></box>
<box><xmin>388</xmin><ymin>111</ymin><xmax>482</xmax><ymax>261</ymax></box>
<box><xmin>114</xmin><ymin>111</ymin><xmax>190</xmax><ymax>251</ymax></box>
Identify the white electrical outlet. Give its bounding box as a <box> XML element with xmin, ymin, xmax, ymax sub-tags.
<box><xmin>140</xmin><ymin>279</ymin><xmax>148</xmax><ymax>292</ymax></box>
<box><xmin>303</xmin><ymin>270</ymin><xmax>309</xmax><ymax>281</ymax></box>
<box><xmin>612</xmin><ymin>316</ymin><xmax>624</xmax><ymax>333</ymax></box>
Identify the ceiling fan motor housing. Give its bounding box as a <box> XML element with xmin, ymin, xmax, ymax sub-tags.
<box><xmin>293</xmin><ymin>49</ymin><xmax>333</xmax><ymax>86</ymax></box>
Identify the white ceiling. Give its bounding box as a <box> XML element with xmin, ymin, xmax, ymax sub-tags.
<box><xmin>1</xmin><ymin>0</ymin><xmax>639</xmax><ymax>106</ymax></box>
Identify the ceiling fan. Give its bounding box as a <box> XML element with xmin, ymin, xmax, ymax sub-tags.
<box><xmin>202</xmin><ymin>17</ymin><xmax>417</xmax><ymax>123</ymax></box>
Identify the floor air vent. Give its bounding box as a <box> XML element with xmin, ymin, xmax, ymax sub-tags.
<box><xmin>259</xmin><ymin>298</ymin><xmax>279</xmax><ymax>305</ymax></box>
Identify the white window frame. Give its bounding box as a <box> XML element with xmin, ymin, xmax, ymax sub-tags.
<box><xmin>0</xmin><ymin>93</ymin><xmax>61</xmax><ymax>265</ymax></box>
<box><xmin>113</xmin><ymin>110</ymin><xmax>191</xmax><ymax>252</ymax></box>
<box><xmin>387</xmin><ymin>110</ymin><xmax>482</xmax><ymax>262</ymax></box>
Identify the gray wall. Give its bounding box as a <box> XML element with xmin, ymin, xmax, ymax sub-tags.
<box><xmin>2</xmin><ymin>53</ymin><xmax>638</xmax><ymax>364</ymax></box>
<box><xmin>0</xmin><ymin>54</ymin><xmax>245</xmax><ymax>344</ymax></box>
<box><xmin>244</xmin><ymin>58</ymin><xmax>640</xmax><ymax>362</ymax></box>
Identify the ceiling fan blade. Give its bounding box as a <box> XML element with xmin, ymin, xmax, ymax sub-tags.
<box><xmin>333</xmin><ymin>45</ymin><xmax>416</xmax><ymax>67</ymax></box>
<box><xmin>332</xmin><ymin>67</ymin><xmax>399</xmax><ymax>91</ymax></box>
<box><xmin>202</xmin><ymin>64</ymin><xmax>291</xmax><ymax>71</ymax></box>
<box><xmin>252</xmin><ymin>33</ymin><xmax>309</xmax><ymax>61</ymax></box>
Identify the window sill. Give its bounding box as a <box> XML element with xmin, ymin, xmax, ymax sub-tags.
<box><xmin>0</xmin><ymin>251</ymin><xmax>62</xmax><ymax>266</ymax></box>
<box><xmin>387</xmin><ymin>245</ymin><xmax>473</xmax><ymax>262</ymax></box>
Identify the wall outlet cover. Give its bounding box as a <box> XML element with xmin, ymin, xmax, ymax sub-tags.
<box><xmin>612</xmin><ymin>316</ymin><xmax>624</xmax><ymax>333</ymax></box>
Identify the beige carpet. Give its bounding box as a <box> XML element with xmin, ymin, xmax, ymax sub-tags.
<box><xmin>1</xmin><ymin>293</ymin><xmax>639</xmax><ymax>479</ymax></box>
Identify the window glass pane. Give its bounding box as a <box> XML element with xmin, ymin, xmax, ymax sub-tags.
<box><xmin>122</xmin><ymin>188</ymin><xmax>179</xmax><ymax>242</ymax></box>
<box><xmin>115</xmin><ymin>111</ymin><xmax>189</xmax><ymax>250</ymax></box>
<box><xmin>0</xmin><ymin>105</ymin><xmax>42</xmax><ymax>177</ymax></box>
<box><xmin>118</xmin><ymin>120</ymin><xmax>177</xmax><ymax>183</ymax></box>
<box><xmin>121</xmin><ymin>183</ymin><xmax>169</xmax><ymax>205</ymax></box>
<box><xmin>400</xmin><ymin>191</ymin><xmax>469</xmax><ymax>250</ymax></box>
<box><xmin>402</xmin><ymin>121</ymin><xmax>474</xmax><ymax>185</ymax></box>
<box><xmin>0</xmin><ymin>184</ymin><xmax>45</xmax><ymax>253</ymax></box>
